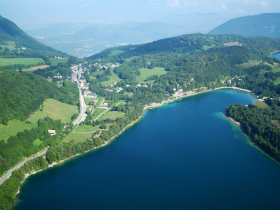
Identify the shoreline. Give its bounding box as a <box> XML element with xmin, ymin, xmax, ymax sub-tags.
<box><xmin>224</xmin><ymin>113</ymin><xmax>280</xmax><ymax>166</ymax></box>
<box><xmin>14</xmin><ymin>86</ymin><xmax>253</xmax><ymax>198</ymax></box>
<box><xmin>144</xmin><ymin>86</ymin><xmax>252</xmax><ymax>110</ymax></box>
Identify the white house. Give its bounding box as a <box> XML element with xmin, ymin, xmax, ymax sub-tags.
<box><xmin>48</xmin><ymin>130</ymin><xmax>56</xmax><ymax>136</ymax></box>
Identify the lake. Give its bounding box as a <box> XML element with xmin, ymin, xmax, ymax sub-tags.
<box><xmin>16</xmin><ymin>90</ymin><xmax>280</xmax><ymax>210</ymax></box>
<box><xmin>271</xmin><ymin>52</ymin><xmax>280</xmax><ymax>60</ymax></box>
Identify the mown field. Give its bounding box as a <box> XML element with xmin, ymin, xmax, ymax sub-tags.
<box><xmin>28</xmin><ymin>99</ymin><xmax>78</xmax><ymax>124</ymax></box>
<box><xmin>100</xmin><ymin>111</ymin><xmax>125</xmax><ymax>120</ymax></box>
<box><xmin>101</xmin><ymin>71</ymin><xmax>122</xmax><ymax>86</ymax></box>
<box><xmin>0</xmin><ymin>119</ymin><xmax>37</xmax><ymax>142</ymax></box>
<box><xmin>135</xmin><ymin>67</ymin><xmax>167</xmax><ymax>84</ymax></box>
<box><xmin>62</xmin><ymin>132</ymin><xmax>93</xmax><ymax>144</ymax></box>
<box><xmin>50</xmin><ymin>58</ymin><xmax>68</xmax><ymax>66</ymax></box>
<box><xmin>0</xmin><ymin>99</ymin><xmax>78</xmax><ymax>142</ymax></box>
<box><xmin>0</xmin><ymin>58</ymin><xmax>45</xmax><ymax>66</ymax></box>
<box><xmin>108</xmin><ymin>50</ymin><xmax>125</xmax><ymax>57</ymax></box>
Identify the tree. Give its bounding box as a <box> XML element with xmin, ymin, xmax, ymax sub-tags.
<box><xmin>100</xmin><ymin>124</ymin><xmax>107</xmax><ymax>129</ymax></box>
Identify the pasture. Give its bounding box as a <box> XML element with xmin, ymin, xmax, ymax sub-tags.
<box><xmin>0</xmin><ymin>58</ymin><xmax>45</xmax><ymax>66</ymax></box>
<box><xmin>135</xmin><ymin>67</ymin><xmax>167</xmax><ymax>84</ymax></box>
<box><xmin>28</xmin><ymin>99</ymin><xmax>78</xmax><ymax>124</ymax></box>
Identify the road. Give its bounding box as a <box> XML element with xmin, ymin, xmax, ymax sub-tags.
<box><xmin>0</xmin><ymin>147</ymin><xmax>49</xmax><ymax>186</ymax></box>
<box><xmin>73</xmin><ymin>86</ymin><xmax>87</xmax><ymax>126</ymax></box>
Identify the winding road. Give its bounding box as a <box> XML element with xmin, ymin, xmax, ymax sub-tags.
<box><xmin>0</xmin><ymin>148</ymin><xmax>49</xmax><ymax>186</ymax></box>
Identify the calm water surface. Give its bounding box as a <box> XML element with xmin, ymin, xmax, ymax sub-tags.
<box><xmin>16</xmin><ymin>90</ymin><xmax>280</xmax><ymax>210</ymax></box>
<box><xmin>271</xmin><ymin>52</ymin><xmax>280</xmax><ymax>60</ymax></box>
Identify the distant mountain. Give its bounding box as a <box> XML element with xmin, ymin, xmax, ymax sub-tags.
<box><xmin>0</xmin><ymin>15</ymin><xmax>60</xmax><ymax>53</ymax></box>
<box><xmin>23</xmin><ymin>22</ymin><xmax>97</xmax><ymax>38</ymax></box>
<box><xmin>208</xmin><ymin>13</ymin><xmax>280</xmax><ymax>38</ymax></box>
<box><xmin>27</xmin><ymin>22</ymin><xmax>194</xmax><ymax>58</ymax></box>
<box><xmin>163</xmin><ymin>13</ymin><xmax>228</xmax><ymax>33</ymax></box>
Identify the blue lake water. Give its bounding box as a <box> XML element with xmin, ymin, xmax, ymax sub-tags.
<box><xmin>16</xmin><ymin>90</ymin><xmax>280</xmax><ymax>210</ymax></box>
<box><xmin>271</xmin><ymin>52</ymin><xmax>280</xmax><ymax>60</ymax></box>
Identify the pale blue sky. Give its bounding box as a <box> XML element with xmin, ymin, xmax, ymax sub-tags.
<box><xmin>0</xmin><ymin>0</ymin><xmax>280</xmax><ymax>25</ymax></box>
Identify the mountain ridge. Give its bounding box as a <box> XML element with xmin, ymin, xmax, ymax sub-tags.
<box><xmin>208</xmin><ymin>13</ymin><xmax>280</xmax><ymax>38</ymax></box>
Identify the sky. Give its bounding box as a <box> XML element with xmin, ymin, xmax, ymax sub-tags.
<box><xmin>0</xmin><ymin>0</ymin><xmax>280</xmax><ymax>26</ymax></box>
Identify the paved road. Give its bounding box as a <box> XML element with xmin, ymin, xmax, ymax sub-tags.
<box><xmin>0</xmin><ymin>148</ymin><xmax>49</xmax><ymax>186</ymax></box>
<box><xmin>73</xmin><ymin>86</ymin><xmax>87</xmax><ymax>126</ymax></box>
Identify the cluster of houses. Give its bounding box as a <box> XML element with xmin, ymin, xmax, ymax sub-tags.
<box><xmin>84</xmin><ymin>90</ymin><xmax>97</xmax><ymax>98</ymax></box>
<box><xmin>93</xmin><ymin>63</ymin><xmax>119</xmax><ymax>71</ymax></box>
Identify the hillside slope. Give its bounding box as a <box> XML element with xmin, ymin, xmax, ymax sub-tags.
<box><xmin>29</xmin><ymin>22</ymin><xmax>194</xmax><ymax>58</ymax></box>
<box><xmin>208</xmin><ymin>13</ymin><xmax>280</xmax><ymax>38</ymax></box>
<box><xmin>0</xmin><ymin>15</ymin><xmax>60</xmax><ymax>54</ymax></box>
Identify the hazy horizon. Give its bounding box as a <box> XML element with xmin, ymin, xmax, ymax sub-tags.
<box><xmin>0</xmin><ymin>0</ymin><xmax>280</xmax><ymax>27</ymax></box>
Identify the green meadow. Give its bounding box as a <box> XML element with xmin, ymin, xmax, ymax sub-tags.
<box><xmin>100</xmin><ymin>111</ymin><xmax>125</xmax><ymax>120</ymax></box>
<box><xmin>101</xmin><ymin>71</ymin><xmax>122</xmax><ymax>86</ymax></box>
<box><xmin>0</xmin><ymin>58</ymin><xmax>45</xmax><ymax>66</ymax></box>
<box><xmin>49</xmin><ymin>58</ymin><xmax>68</xmax><ymax>66</ymax></box>
<box><xmin>0</xmin><ymin>119</ymin><xmax>37</xmax><ymax>142</ymax></box>
<box><xmin>135</xmin><ymin>67</ymin><xmax>167</xmax><ymax>84</ymax></box>
<box><xmin>62</xmin><ymin>132</ymin><xmax>93</xmax><ymax>144</ymax></box>
<box><xmin>28</xmin><ymin>99</ymin><xmax>78</xmax><ymax>124</ymax></box>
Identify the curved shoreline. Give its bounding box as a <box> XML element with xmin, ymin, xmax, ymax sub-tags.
<box><xmin>14</xmin><ymin>86</ymin><xmax>253</xmax><ymax>199</ymax></box>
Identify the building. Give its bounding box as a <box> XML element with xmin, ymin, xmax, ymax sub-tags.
<box><xmin>87</xmin><ymin>93</ymin><xmax>97</xmax><ymax>98</ymax></box>
<box><xmin>48</xmin><ymin>130</ymin><xmax>56</xmax><ymax>136</ymax></box>
<box><xmin>100</xmin><ymin>103</ymin><xmax>109</xmax><ymax>108</ymax></box>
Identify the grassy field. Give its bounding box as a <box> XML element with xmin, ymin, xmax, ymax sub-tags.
<box><xmin>33</xmin><ymin>139</ymin><xmax>43</xmax><ymax>146</ymax></box>
<box><xmin>101</xmin><ymin>71</ymin><xmax>122</xmax><ymax>86</ymax></box>
<box><xmin>135</xmin><ymin>67</ymin><xmax>167</xmax><ymax>84</ymax></box>
<box><xmin>0</xmin><ymin>41</ymin><xmax>16</xmax><ymax>51</ymax></box>
<box><xmin>92</xmin><ymin>108</ymin><xmax>108</xmax><ymax>120</ymax></box>
<box><xmin>100</xmin><ymin>111</ymin><xmax>125</xmax><ymax>120</ymax></box>
<box><xmin>75</xmin><ymin>125</ymin><xmax>100</xmax><ymax>133</ymax></box>
<box><xmin>28</xmin><ymin>99</ymin><xmax>78</xmax><ymax>124</ymax></box>
<box><xmin>260</xmin><ymin>67</ymin><xmax>280</xmax><ymax>75</ymax></box>
<box><xmin>50</xmin><ymin>58</ymin><xmax>68</xmax><ymax>66</ymax></box>
<box><xmin>237</xmin><ymin>60</ymin><xmax>259</xmax><ymax>69</ymax></box>
<box><xmin>62</xmin><ymin>132</ymin><xmax>93</xmax><ymax>144</ymax></box>
<box><xmin>274</xmin><ymin>78</ymin><xmax>280</xmax><ymax>85</ymax></box>
<box><xmin>96</xmin><ymin>97</ymin><xmax>105</xmax><ymax>107</ymax></box>
<box><xmin>0</xmin><ymin>119</ymin><xmax>37</xmax><ymax>142</ymax></box>
<box><xmin>203</xmin><ymin>44</ymin><xmax>215</xmax><ymax>51</ymax></box>
<box><xmin>85</xmin><ymin>98</ymin><xmax>99</xmax><ymax>106</ymax></box>
<box><xmin>0</xmin><ymin>58</ymin><xmax>45</xmax><ymax>66</ymax></box>
<box><xmin>125</xmin><ymin>56</ymin><xmax>140</xmax><ymax>62</ymax></box>
<box><xmin>110</xmin><ymin>100</ymin><xmax>126</xmax><ymax>107</ymax></box>
<box><xmin>255</xmin><ymin>101</ymin><xmax>269</xmax><ymax>108</ymax></box>
<box><xmin>108</xmin><ymin>50</ymin><xmax>125</xmax><ymax>57</ymax></box>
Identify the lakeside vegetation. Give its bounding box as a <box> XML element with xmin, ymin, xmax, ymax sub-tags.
<box><xmin>2</xmin><ymin>31</ymin><xmax>280</xmax><ymax>209</ymax></box>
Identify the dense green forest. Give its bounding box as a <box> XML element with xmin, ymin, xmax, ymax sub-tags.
<box><xmin>0</xmin><ymin>71</ymin><xmax>79</xmax><ymax>124</ymax></box>
<box><xmin>226</xmin><ymin>102</ymin><xmax>280</xmax><ymax>161</ymax></box>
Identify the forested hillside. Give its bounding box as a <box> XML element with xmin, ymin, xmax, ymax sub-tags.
<box><xmin>0</xmin><ymin>71</ymin><xmax>79</xmax><ymax>125</ymax></box>
<box><xmin>208</xmin><ymin>13</ymin><xmax>280</xmax><ymax>38</ymax></box>
<box><xmin>0</xmin><ymin>15</ymin><xmax>59</xmax><ymax>54</ymax></box>
<box><xmin>85</xmin><ymin>33</ymin><xmax>280</xmax><ymax>163</ymax></box>
<box><xmin>87</xmin><ymin>34</ymin><xmax>280</xmax><ymax>93</ymax></box>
